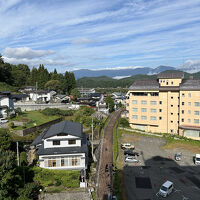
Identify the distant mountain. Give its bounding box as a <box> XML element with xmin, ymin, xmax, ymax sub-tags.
<box><xmin>73</xmin><ymin>66</ymin><xmax>175</xmax><ymax>79</ymax></box>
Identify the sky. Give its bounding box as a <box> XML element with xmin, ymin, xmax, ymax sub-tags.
<box><xmin>1</xmin><ymin>0</ymin><xmax>200</xmax><ymax>72</ymax></box>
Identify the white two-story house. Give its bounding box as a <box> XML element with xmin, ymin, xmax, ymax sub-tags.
<box><xmin>0</xmin><ymin>91</ymin><xmax>14</xmax><ymax>117</ymax></box>
<box><xmin>31</xmin><ymin>120</ymin><xmax>88</xmax><ymax>170</ymax></box>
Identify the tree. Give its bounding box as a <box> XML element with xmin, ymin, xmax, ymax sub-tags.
<box><xmin>105</xmin><ymin>96</ymin><xmax>115</xmax><ymax>113</ymax></box>
<box><xmin>20</xmin><ymin>152</ymin><xmax>28</xmax><ymax>166</ymax></box>
<box><xmin>45</xmin><ymin>80</ymin><xmax>62</xmax><ymax>92</ymax></box>
<box><xmin>70</xmin><ymin>88</ymin><xmax>80</xmax><ymax>100</ymax></box>
<box><xmin>0</xmin><ymin>129</ymin><xmax>11</xmax><ymax>151</ymax></box>
<box><xmin>119</xmin><ymin>118</ymin><xmax>130</xmax><ymax>128</ymax></box>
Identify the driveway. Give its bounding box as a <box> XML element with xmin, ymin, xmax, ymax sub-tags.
<box><xmin>121</xmin><ymin>134</ymin><xmax>200</xmax><ymax>200</ymax></box>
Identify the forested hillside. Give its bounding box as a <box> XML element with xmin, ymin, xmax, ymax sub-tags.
<box><xmin>0</xmin><ymin>55</ymin><xmax>76</xmax><ymax>94</ymax></box>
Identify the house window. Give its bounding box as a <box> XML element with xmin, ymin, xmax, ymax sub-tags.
<box><xmin>68</xmin><ymin>140</ymin><xmax>76</xmax><ymax>145</ymax></box>
<box><xmin>141</xmin><ymin>100</ymin><xmax>147</xmax><ymax>105</ymax></box>
<box><xmin>150</xmin><ymin>101</ymin><xmax>156</xmax><ymax>105</ymax></box>
<box><xmin>182</xmin><ymin>102</ymin><xmax>184</xmax><ymax>106</ymax></box>
<box><xmin>194</xmin><ymin>102</ymin><xmax>200</xmax><ymax>107</ymax></box>
<box><xmin>159</xmin><ymin>117</ymin><xmax>162</xmax><ymax>120</ymax></box>
<box><xmin>151</xmin><ymin>109</ymin><xmax>156</xmax><ymax>113</ymax></box>
<box><xmin>53</xmin><ymin>140</ymin><xmax>60</xmax><ymax>146</ymax></box>
<box><xmin>188</xmin><ymin>93</ymin><xmax>191</xmax><ymax>97</ymax></box>
<box><xmin>150</xmin><ymin>116</ymin><xmax>156</xmax><ymax>121</ymax></box>
<box><xmin>159</xmin><ymin>101</ymin><xmax>162</xmax><ymax>105</ymax></box>
<box><xmin>188</xmin><ymin>110</ymin><xmax>191</xmax><ymax>114</ymax></box>
<box><xmin>141</xmin><ymin>108</ymin><xmax>147</xmax><ymax>112</ymax></box>
<box><xmin>141</xmin><ymin>116</ymin><xmax>147</xmax><ymax>120</ymax></box>
<box><xmin>48</xmin><ymin>159</ymin><xmax>57</xmax><ymax>167</ymax></box>
<box><xmin>194</xmin><ymin>119</ymin><xmax>199</xmax><ymax>124</ymax></box>
<box><xmin>194</xmin><ymin>111</ymin><xmax>199</xmax><ymax>115</ymax></box>
<box><xmin>188</xmin><ymin>102</ymin><xmax>191</xmax><ymax>106</ymax></box>
<box><xmin>72</xmin><ymin>157</ymin><xmax>80</xmax><ymax>166</ymax></box>
<box><xmin>132</xmin><ymin>115</ymin><xmax>138</xmax><ymax>119</ymax></box>
<box><xmin>132</xmin><ymin>108</ymin><xmax>138</xmax><ymax>112</ymax></box>
<box><xmin>188</xmin><ymin>119</ymin><xmax>191</xmax><ymax>123</ymax></box>
<box><xmin>181</xmin><ymin>118</ymin><xmax>184</xmax><ymax>122</ymax></box>
<box><xmin>159</xmin><ymin>109</ymin><xmax>162</xmax><ymax>112</ymax></box>
<box><xmin>132</xmin><ymin>100</ymin><xmax>137</xmax><ymax>104</ymax></box>
<box><xmin>61</xmin><ymin>158</ymin><xmax>65</xmax><ymax>166</ymax></box>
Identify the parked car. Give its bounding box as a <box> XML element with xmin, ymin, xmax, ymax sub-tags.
<box><xmin>121</xmin><ymin>143</ymin><xmax>135</xmax><ymax>150</ymax></box>
<box><xmin>124</xmin><ymin>150</ymin><xmax>139</xmax><ymax>157</ymax></box>
<box><xmin>125</xmin><ymin>156</ymin><xmax>139</xmax><ymax>163</ymax></box>
<box><xmin>174</xmin><ymin>152</ymin><xmax>182</xmax><ymax>161</ymax></box>
<box><xmin>0</xmin><ymin>118</ymin><xmax>8</xmax><ymax>124</ymax></box>
<box><xmin>159</xmin><ymin>180</ymin><xmax>174</xmax><ymax>197</ymax></box>
<box><xmin>194</xmin><ymin>154</ymin><xmax>200</xmax><ymax>165</ymax></box>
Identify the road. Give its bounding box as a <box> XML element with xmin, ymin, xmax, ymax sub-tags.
<box><xmin>97</xmin><ymin>110</ymin><xmax>121</xmax><ymax>200</ymax></box>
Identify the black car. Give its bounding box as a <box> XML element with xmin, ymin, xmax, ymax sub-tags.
<box><xmin>124</xmin><ymin>150</ymin><xmax>139</xmax><ymax>157</ymax></box>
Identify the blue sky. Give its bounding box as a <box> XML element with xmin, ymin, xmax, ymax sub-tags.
<box><xmin>1</xmin><ymin>0</ymin><xmax>200</xmax><ymax>72</ymax></box>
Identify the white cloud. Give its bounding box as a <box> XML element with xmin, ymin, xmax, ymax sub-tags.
<box><xmin>72</xmin><ymin>37</ymin><xmax>95</xmax><ymax>44</ymax></box>
<box><xmin>178</xmin><ymin>60</ymin><xmax>200</xmax><ymax>73</ymax></box>
<box><xmin>3</xmin><ymin>47</ymin><xmax>55</xmax><ymax>59</ymax></box>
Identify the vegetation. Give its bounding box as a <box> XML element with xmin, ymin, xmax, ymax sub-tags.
<box><xmin>0</xmin><ymin>56</ymin><xmax>76</xmax><ymax>94</ymax></box>
<box><xmin>32</xmin><ymin>167</ymin><xmax>80</xmax><ymax>188</ymax></box>
<box><xmin>105</xmin><ymin>95</ymin><xmax>115</xmax><ymax>113</ymax></box>
<box><xmin>10</xmin><ymin>110</ymin><xmax>60</xmax><ymax>129</ymax></box>
<box><xmin>118</xmin><ymin>118</ymin><xmax>130</xmax><ymax>128</ymax></box>
<box><xmin>70</xmin><ymin>88</ymin><xmax>81</xmax><ymax>100</ymax></box>
<box><xmin>41</xmin><ymin>108</ymin><xmax>74</xmax><ymax>117</ymax></box>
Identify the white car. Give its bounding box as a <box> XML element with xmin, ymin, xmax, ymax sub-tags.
<box><xmin>194</xmin><ymin>154</ymin><xmax>200</xmax><ymax>165</ymax></box>
<box><xmin>125</xmin><ymin>156</ymin><xmax>139</xmax><ymax>163</ymax></box>
<box><xmin>159</xmin><ymin>180</ymin><xmax>174</xmax><ymax>197</ymax></box>
<box><xmin>0</xmin><ymin>118</ymin><xmax>8</xmax><ymax>124</ymax></box>
<box><xmin>121</xmin><ymin>143</ymin><xmax>135</xmax><ymax>150</ymax></box>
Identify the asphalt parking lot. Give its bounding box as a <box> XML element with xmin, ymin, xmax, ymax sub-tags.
<box><xmin>121</xmin><ymin>134</ymin><xmax>200</xmax><ymax>200</ymax></box>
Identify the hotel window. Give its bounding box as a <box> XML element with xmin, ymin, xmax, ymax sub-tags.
<box><xmin>141</xmin><ymin>116</ymin><xmax>147</xmax><ymax>120</ymax></box>
<box><xmin>181</xmin><ymin>118</ymin><xmax>184</xmax><ymax>122</ymax></box>
<box><xmin>182</xmin><ymin>93</ymin><xmax>185</xmax><ymax>97</ymax></box>
<box><xmin>188</xmin><ymin>119</ymin><xmax>191</xmax><ymax>123</ymax></box>
<box><xmin>194</xmin><ymin>111</ymin><xmax>199</xmax><ymax>115</ymax></box>
<box><xmin>159</xmin><ymin>109</ymin><xmax>162</xmax><ymax>112</ymax></box>
<box><xmin>150</xmin><ymin>92</ymin><xmax>159</xmax><ymax>96</ymax></box>
<box><xmin>171</xmin><ymin>96</ymin><xmax>173</xmax><ymax>99</ymax></box>
<box><xmin>182</xmin><ymin>110</ymin><xmax>184</xmax><ymax>114</ymax></box>
<box><xmin>159</xmin><ymin>101</ymin><xmax>162</xmax><ymax>105</ymax></box>
<box><xmin>141</xmin><ymin>108</ymin><xmax>147</xmax><ymax>112</ymax></box>
<box><xmin>151</xmin><ymin>109</ymin><xmax>156</xmax><ymax>113</ymax></box>
<box><xmin>170</xmin><ymin>129</ymin><xmax>173</xmax><ymax>133</ymax></box>
<box><xmin>166</xmin><ymin>80</ymin><xmax>168</xmax><ymax>85</ymax></box>
<box><xmin>132</xmin><ymin>100</ymin><xmax>137</xmax><ymax>104</ymax></box>
<box><xmin>194</xmin><ymin>102</ymin><xmax>200</xmax><ymax>107</ymax></box>
<box><xmin>132</xmin><ymin>115</ymin><xmax>138</xmax><ymax>119</ymax></box>
<box><xmin>132</xmin><ymin>108</ymin><xmax>138</xmax><ymax>112</ymax></box>
<box><xmin>182</xmin><ymin>102</ymin><xmax>184</xmax><ymax>106</ymax></box>
<box><xmin>188</xmin><ymin>110</ymin><xmax>191</xmax><ymax>114</ymax></box>
<box><xmin>68</xmin><ymin>140</ymin><xmax>76</xmax><ymax>145</ymax></box>
<box><xmin>171</xmin><ymin>105</ymin><xmax>173</xmax><ymax>107</ymax></box>
<box><xmin>188</xmin><ymin>93</ymin><xmax>191</xmax><ymax>97</ymax></box>
<box><xmin>150</xmin><ymin>101</ymin><xmax>156</xmax><ymax>105</ymax></box>
<box><xmin>171</xmin><ymin>113</ymin><xmax>173</xmax><ymax>115</ymax></box>
<box><xmin>171</xmin><ymin>81</ymin><xmax>173</xmax><ymax>85</ymax></box>
<box><xmin>141</xmin><ymin>100</ymin><xmax>147</xmax><ymax>105</ymax></box>
<box><xmin>159</xmin><ymin>117</ymin><xmax>162</xmax><ymax>120</ymax></box>
<box><xmin>188</xmin><ymin>102</ymin><xmax>191</xmax><ymax>106</ymax></box>
<box><xmin>53</xmin><ymin>140</ymin><xmax>60</xmax><ymax>146</ymax></box>
<box><xmin>171</xmin><ymin>121</ymin><xmax>173</xmax><ymax>123</ymax></box>
<box><xmin>150</xmin><ymin>116</ymin><xmax>156</xmax><ymax>121</ymax></box>
<box><xmin>194</xmin><ymin>119</ymin><xmax>199</xmax><ymax>124</ymax></box>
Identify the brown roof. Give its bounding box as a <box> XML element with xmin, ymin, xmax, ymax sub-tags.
<box><xmin>129</xmin><ymin>80</ymin><xmax>159</xmax><ymax>90</ymax></box>
<box><xmin>180</xmin><ymin>79</ymin><xmax>200</xmax><ymax>90</ymax></box>
<box><xmin>157</xmin><ymin>71</ymin><xmax>184</xmax><ymax>79</ymax></box>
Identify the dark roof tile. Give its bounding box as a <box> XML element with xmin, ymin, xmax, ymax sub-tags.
<box><xmin>157</xmin><ymin>71</ymin><xmax>184</xmax><ymax>79</ymax></box>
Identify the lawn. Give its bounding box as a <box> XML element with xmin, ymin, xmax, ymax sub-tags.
<box><xmin>11</xmin><ymin>110</ymin><xmax>60</xmax><ymax>129</ymax></box>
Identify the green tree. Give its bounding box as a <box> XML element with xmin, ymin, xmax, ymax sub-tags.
<box><xmin>45</xmin><ymin>80</ymin><xmax>62</xmax><ymax>92</ymax></box>
<box><xmin>119</xmin><ymin>118</ymin><xmax>130</xmax><ymax>128</ymax></box>
<box><xmin>37</xmin><ymin>64</ymin><xmax>50</xmax><ymax>89</ymax></box>
<box><xmin>0</xmin><ymin>129</ymin><xmax>11</xmax><ymax>151</ymax></box>
<box><xmin>105</xmin><ymin>96</ymin><xmax>115</xmax><ymax>113</ymax></box>
<box><xmin>20</xmin><ymin>152</ymin><xmax>28</xmax><ymax>166</ymax></box>
<box><xmin>70</xmin><ymin>88</ymin><xmax>80</xmax><ymax>100</ymax></box>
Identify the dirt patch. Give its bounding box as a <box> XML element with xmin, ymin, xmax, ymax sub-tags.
<box><xmin>163</xmin><ymin>142</ymin><xmax>200</xmax><ymax>153</ymax></box>
<box><xmin>121</xmin><ymin>134</ymin><xmax>140</xmax><ymax>144</ymax></box>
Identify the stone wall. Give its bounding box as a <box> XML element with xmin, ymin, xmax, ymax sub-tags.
<box><xmin>14</xmin><ymin>118</ymin><xmax>62</xmax><ymax>137</ymax></box>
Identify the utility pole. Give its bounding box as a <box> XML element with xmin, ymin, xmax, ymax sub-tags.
<box><xmin>92</xmin><ymin>117</ymin><xmax>94</xmax><ymax>158</ymax></box>
<box><xmin>16</xmin><ymin>141</ymin><xmax>20</xmax><ymax>166</ymax></box>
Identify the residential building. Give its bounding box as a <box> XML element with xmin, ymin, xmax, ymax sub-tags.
<box><xmin>31</xmin><ymin>120</ymin><xmax>88</xmax><ymax>170</ymax></box>
<box><xmin>78</xmin><ymin>88</ymin><xmax>95</xmax><ymax>96</ymax></box>
<box><xmin>126</xmin><ymin>71</ymin><xmax>200</xmax><ymax>140</ymax></box>
<box><xmin>0</xmin><ymin>91</ymin><xmax>14</xmax><ymax>117</ymax></box>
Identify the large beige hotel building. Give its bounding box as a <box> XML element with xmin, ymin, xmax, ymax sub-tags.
<box><xmin>126</xmin><ymin>71</ymin><xmax>200</xmax><ymax>140</ymax></box>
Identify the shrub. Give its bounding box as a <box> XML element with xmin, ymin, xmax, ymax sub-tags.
<box><xmin>41</xmin><ymin>108</ymin><xmax>74</xmax><ymax>116</ymax></box>
<box><xmin>119</xmin><ymin>118</ymin><xmax>130</xmax><ymax>128</ymax></box>
<box><xmin>8</xmin><ymin>122</ymin><xmax>14</xmax><ymax>128</ymax></box>
<box><xmin>20</xmin><ymin>152</ymin><xmax>28</xmax><ymax>166</ymax></box>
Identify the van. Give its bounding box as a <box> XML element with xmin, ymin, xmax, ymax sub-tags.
<box><xmin>194</xmin><ymin>154</ymin><xmax>200</xmax><ymax>165</ymax></box>
<box><xmin>159</xmin><ymin>180</ymin><xmax>174</xmax><ymax>197</ymax></box>
<box><xmin>0</xmin><ymin>118</ymin><xmax>8</xmax><ymax>123</ymax></box>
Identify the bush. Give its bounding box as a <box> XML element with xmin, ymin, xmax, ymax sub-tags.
<box><xmin>119</xmin><ymin>118</ymin><xmax>130</xmax><ymax>128</ymax></box>
<box><xmin>41</xmin><ymin>108</ymin><xmax>74</xmax><ymax>116</ymax></box>
<box><xmin>32</xmin><ymin>167</ymin><xmax>80</xmax><ymax>188</ymax></box>
<box><xmin>20</xmin><ymin>152</ymin><xmax>28</xmax><ymax>166</ymax></box>
<box><xmin>8</xmin><ymin>122</ymin><xmax>14</xmax><ymax>128</ymax></box>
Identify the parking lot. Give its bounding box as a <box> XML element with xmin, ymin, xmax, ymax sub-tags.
<box><xmin>121</xmin><ymin>134</ymin><xmax>200</xmax><ymax>200</ymax></box>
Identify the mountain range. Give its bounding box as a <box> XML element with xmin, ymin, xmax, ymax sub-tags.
<box><xmin>73</xmin><ymin>66</ymin><xmax>175</xmax><ymax>79</ymax></box>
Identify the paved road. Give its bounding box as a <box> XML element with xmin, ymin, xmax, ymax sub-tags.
<box><xmin>97</xmin><ymin>110</ymin><xmax>121</xmax><ymax>200</ymax></box>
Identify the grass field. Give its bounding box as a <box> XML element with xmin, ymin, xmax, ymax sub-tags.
<box><xmin>11</xmin><ymin>110</ymin><xmax>60</xmax><ymax>129</ymax></box>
